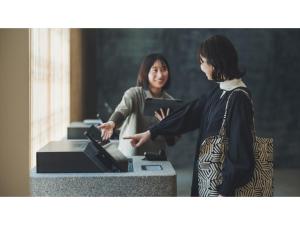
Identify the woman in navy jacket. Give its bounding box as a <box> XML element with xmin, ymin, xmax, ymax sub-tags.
<box><xmin>125</xmin><ymin>35</ymin><xmax>255</xmax><ymax>197</ymax></box>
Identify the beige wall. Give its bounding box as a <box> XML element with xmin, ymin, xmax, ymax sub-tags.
<box><xmin>0</xmin><ymin>29</ymin><xmax>30</xmax><ymax>196</ymax></box>
<box><xmin>70</xmin><ymin>29</ymin><xmax>85</xmax><ymax>122</ymax></box>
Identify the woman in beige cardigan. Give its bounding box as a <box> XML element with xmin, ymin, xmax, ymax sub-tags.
<box><xmin>98</xmin><ymin>53</ymin><xmax>178</xmax><ymax>157</ymax></box>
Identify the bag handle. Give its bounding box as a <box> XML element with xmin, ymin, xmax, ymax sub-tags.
<box><xmin>219</xmin><ymin>88</ymin><xmax>256</xmax><ymax>138</ymax></box>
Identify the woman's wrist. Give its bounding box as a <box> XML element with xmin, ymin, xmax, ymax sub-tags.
<box><xmin>146</xmin><ymin>130</ymin><xmax>152</xmax><ymax>138</ymax></box>
<box><xmin>108</xmin><ymin>121</ymin><xmax>116</xmax><ymax>129</ymax></box>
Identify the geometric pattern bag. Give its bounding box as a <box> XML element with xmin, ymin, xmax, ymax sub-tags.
<box><xmin>198</xmin><ymin>89</ymin><xmax>273</xmax><ymax>197</ymax></box>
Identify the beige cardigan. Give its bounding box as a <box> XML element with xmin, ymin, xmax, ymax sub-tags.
<box><xmin>109</xmin><ymin>86</ymin><xmax>174</xmax><ymax>157</ymax></box>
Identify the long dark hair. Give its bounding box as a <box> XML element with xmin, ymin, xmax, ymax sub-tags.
<box><xmin>198</xmin><ymin>35</ymin><xmax>245</xmax><ymax>81</ymax></box>
<box><xmin>136</xmin><ymin>53</ymin><xmax>171</xmax><ymax>89</ymax></box>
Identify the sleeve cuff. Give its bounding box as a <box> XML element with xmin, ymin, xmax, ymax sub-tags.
<box><xmin>149</xmin><ymin>126</ymin><xmax>159</xmax><ymax>140</ymax></box>
<box><xmin>109</xmin><ymin>111</ymin><xmax>125</xmax><ymax>128</ymax></box>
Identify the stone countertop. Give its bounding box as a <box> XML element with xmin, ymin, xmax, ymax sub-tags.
<box><xmin>30</xmin><ymin>156</ymin><xmax>177</xmax><ymax>197</ymax></box>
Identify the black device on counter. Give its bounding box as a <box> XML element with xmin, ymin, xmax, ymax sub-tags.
<box><xmin>84</xmin><ymin>125</ymin><xmax>128</xmax><ymax>172</ymax></box>
<box><xmin>84</xmin><ymin>124</ymin><xmax>109</xmax><ymax>145</ymax></box>
<box><xmin>144</xmin><ymin>98</ymin><xmax>184</xmax><ymax>116</ymax></box>
<box><xmin>36</xmin><ymin>125</ymin><xmax>129</xmax><ymax>173</ymax></box>
<box><xmin>143</xmin><ymin>150</ymin><xmax>167</xmax><ymax>161</ymax></box>
<box><xmin>67</xmin><ymin>122</ymin><xmax>91</xmax><ymax>139</ymax></box>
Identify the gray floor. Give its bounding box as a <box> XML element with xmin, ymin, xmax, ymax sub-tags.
<box><xmin>176</xmin><ymin>167</ymin><xmax>300</xmax><ymax>196</ymax></box>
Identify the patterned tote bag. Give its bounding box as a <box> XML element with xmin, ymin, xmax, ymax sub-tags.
<box><xmin>197</xmin><ymin>89</ymin><xmax>273</xmax><ymax>197</ymax></box>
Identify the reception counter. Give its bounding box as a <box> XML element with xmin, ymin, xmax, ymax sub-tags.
<box><xmin>30</xmin><ymin>156</ymin><xmax>177</xmax><ymax>197</ymax></box>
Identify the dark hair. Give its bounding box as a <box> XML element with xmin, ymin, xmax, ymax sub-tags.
<box><xmin>198</xmin><ymin>35</ymin><xmax>245</xmax><ymax>82</ymax></box>
<box><xmin>136</xmin><ymin>53</ymin><xmax>171</xmax><ymax>89</ymax></box>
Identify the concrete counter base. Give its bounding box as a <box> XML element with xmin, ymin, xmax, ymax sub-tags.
<box><xmin>30</xmin><ymin>156</ymin><xmax>177</xmax><ymax>197</ymax></box>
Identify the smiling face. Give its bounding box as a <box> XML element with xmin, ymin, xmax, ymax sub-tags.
<box><xmin>199</xmin><ymin>55</ymin><xmax>214</xmax><ymax>80</ymax></box>
<box><xmin>148</xmin><ymin>60</ymin><xmax>169</xmax><ymax>90</ymax></box>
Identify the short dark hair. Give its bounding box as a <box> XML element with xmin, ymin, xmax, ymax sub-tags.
<box><xmin>136</xmin><ymin>53</ymin><xmax>171</xmax><ymax>89</ymax></box>
<box><xmin>198</xmin><ymin>35</ymin><xmax>245</xmax><ymax>81</ymax></box>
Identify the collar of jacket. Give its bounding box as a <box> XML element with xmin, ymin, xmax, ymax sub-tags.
<box><xmin>219</xmin><ymin>78</ymin><xmax>247</xmax><ymax>91</ymax></box>
<box><xmin>144</xmin><ymin>89</ymin><xmax>165</xmax><ymax>99</ymax></box>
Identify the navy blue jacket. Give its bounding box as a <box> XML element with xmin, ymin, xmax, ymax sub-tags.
<box><xmin>150</xmin><ymin>86</ymin><xmax>255</xmax><ymax>196</ymax></box>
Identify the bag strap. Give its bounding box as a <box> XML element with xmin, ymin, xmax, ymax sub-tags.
<box><xmin>219</xmin><ymin>88</ymin><xmax>256</xmax><ymax>137</ymax></box>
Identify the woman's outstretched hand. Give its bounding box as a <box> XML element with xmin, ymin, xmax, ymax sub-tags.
<box><xmin>123</xmin><ymin>130</ymin><xmax>151</xmax><ymax>148</ymax></box>
<box><xmin>154</xmin><ymin>108</ymin><xmax>170</xmax><ymax>121</ymax></box>
<box><xmin>97</xmin><ymin>121</ymin><xmax>115</xmax><ymax>141</ymax></box>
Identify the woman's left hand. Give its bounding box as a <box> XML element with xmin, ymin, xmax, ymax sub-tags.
<box><xmin>154</xmin><ymin>108</ymin><xmax>170</xmax><ymax>121</ymax></box>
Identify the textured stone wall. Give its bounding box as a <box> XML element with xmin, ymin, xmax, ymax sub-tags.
<box><xmin>82</xmin><ymin>29</ymin><xmax>300</xmax><ymax>168</ymax></box>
